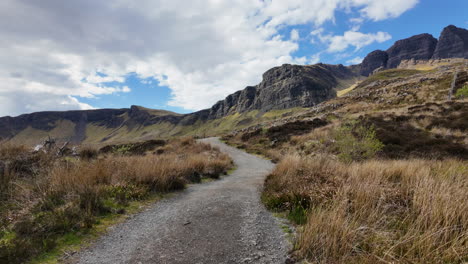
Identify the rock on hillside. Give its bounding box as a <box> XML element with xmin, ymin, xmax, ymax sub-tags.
<box><xmin>386</xmin><ymin>33</ymin><xmax>438</xmax><ymax>69</ymax></box>
<box><xmin>202</xmin><ymin>63</ymin><xmax>359</xmax><ymax>119</ymax></box>
<box><xmin>360</xmin><ymin>50</ymin><xmax>388</xmax><ymax>76</ymax></box>
<box><xmin>361</xmin><ymin>25</ymin><xmax>468</xmax><ymax>76</ymax></box>
<box><xmin>433</xmin><ymin>25</ymin><xmax>468</xmax><ymax>59</ymax></box>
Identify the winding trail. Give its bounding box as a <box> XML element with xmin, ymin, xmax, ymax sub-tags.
<box><xmin>72</xmin><ymin>138</ymin><xmax>290</xmax><ymax>264</ymax></box>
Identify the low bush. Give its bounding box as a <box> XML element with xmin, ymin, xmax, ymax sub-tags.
<box><xmin>79</xmin><ymin>147</ymin><xmax>98</xmax><ymax>160</ymax></box>
<box><xmin>455</xmin><ymin>84</ymin><xmax>468</xmax><ymax>98</ymax></box>
<box><xmin>333</xmin><ymin>120</ymin><xmax>384</xmax><ymax>162</ymax></box>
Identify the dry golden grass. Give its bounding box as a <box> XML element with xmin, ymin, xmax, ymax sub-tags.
<box><xmin>265</xmin><ymin>156</ymin><xmax>468</xmax><ymax>263</ymax></box>
<box><xmin>0</xmin><ymin>138</ymin><xmax>232</xmax><ymax>263</ymax></box>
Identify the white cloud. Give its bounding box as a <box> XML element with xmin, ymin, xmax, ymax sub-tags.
<box><xmin>322</xmin><ymin>31</ymin><xmax>392</xmax><ymax>52</ymax></box>
<box><xmin>349</xmin><ymin>17</ymin><xmax>364</xmax><ymax>31</ymax></box>
<box><xmin>121</xmin><ymin>86</ymin><xmax>131</xmax><ymax>93</ymax></box>
<box><xmin>346</xmin><ymin>56</ymin><xmax>364</xmax><ymax>65</ymax></box>
<box><xmin>308</xmin><ymin>53</ymin><xmax>322</xmax><ymax>64</ymax></box>
<box><xmin>0</xmin><ymin>0</ymin><xmax>417</xmax><ymax>116</ymax></box>
<box><xmin>290</xmin><ymin>29</ymin><xmax>300</xmax><ymax>41</ymax></box>
<box><xmin>354</xmin><ymin>0</ymin><xmax>419</xmax><ymax>21</ymax></box>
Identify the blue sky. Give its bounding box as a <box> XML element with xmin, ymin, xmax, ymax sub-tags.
<box><xmin>80</xmin><ymin>73</ymin><xmax>189</xmax><ymax>113</ymax></box>
<box><xmin>0</xmin><ymin>0</ymin><xmax>467</xmax><ymax>116</ymax></box>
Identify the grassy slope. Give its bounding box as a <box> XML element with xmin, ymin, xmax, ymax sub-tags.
<box><xmin>6</xmin><ymin>106</ymin><xmax>307</xmax><ymax>146</ymax></box>
<box><xmin>8</xmin><ymin>120</ymin><xmax>76</xmax><ymax>146</ymax></box>
<box><xmin>225</xmin><ymin>64</ymin><xmax>468</xmax><ymax>263</ymax></box>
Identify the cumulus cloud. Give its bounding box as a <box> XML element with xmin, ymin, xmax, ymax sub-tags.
<box><xmin>308</xmin><ymin>53</ymin><xmax>322</xmax><ymax>64</ymax></box>
<box><xmin>315</xmin><ymin>30</ymin><xmax>392</xmax><ymax>52</ymax></box>
<box><xmin>290</xmin><ymin>29</ymin><xmax>300</xmax><ymax>41</ymax></box>
<box><xmin>0</xmin><ymin>0</ymin><xmax>418</xmax><ymax>116</ymax></box>
<box><xmin>329</xmin><ymin>31</ymin><xmax>391</xmax><ymax>52</ymax></box>
<box><xmin>355</xmin><ymin>0</ymin><xmax>419</xmax><ymax>21</ymax></box>
<box><xmin>346</xmin><ymin>56</ymin><xmax>364</xmax><ymax>65</ymax></box>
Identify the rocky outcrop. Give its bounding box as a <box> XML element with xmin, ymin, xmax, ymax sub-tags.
<box><xmin>433</xmin><ymin>25</ymin><xmax>468</xmax><ymax>59</ymax></box>
<box><xmin>386</xmin><ymin>33</ymin><xmax>438</xmax><ymax>69</ymax></box>
<box><xmin>202</xmin><ymin>63</ymin><xmax>358</xmax><ymax>119</ymax></box>
<box><xmin>360</xmin><ymin>25</ymin><xmax>468</xmax><ymax>76</ymax></box>
<box><xmin>360</xmin><ymin>50</ymin><xmax>388</xmax><ymax>76</ymax></box>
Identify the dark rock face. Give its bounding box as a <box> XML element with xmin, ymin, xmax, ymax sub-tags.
<box><xmin>358</xmin><ymin>26</ymin><xmax>468</xmax><ymax>75</ymax></box>
<box><xmin>433</xmin><ymin>25</ymin><xmax>468</xmax><ymax>59</ymax></box>
<box><xmin>202</xmin><ymin>63</ymin><xmax>358</xmax><ymax>119</ymax></box>
<box><xmin>360</xmin><ymin>50</ymin><xmax>388</xmax><ymax>76</ymax></box>
<box><xmin>386</xmin><ymin>33</ymin><xmax>438</xmax><ymax>68</ymax></box>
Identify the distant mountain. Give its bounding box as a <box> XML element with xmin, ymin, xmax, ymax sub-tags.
<box><xmin>1</xmin><ymin>25</ymin><xmax>466</xmax><ymax>145</ymax></box>
<box><xmin>0</xmin><ymin>63</ymin><xmax>361</xmax><ymax>144</ymax></box>
<box><xmin>361</xmin><ymin>25</ymin><xmax>468</xmax><ymax>76</ymax></box>
<box><xmin>194</xmin><ymin>63</ymin><xmax>361</xmax><ymax>119</ymax></box>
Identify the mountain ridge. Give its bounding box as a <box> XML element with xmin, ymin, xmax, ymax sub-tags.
<box><xmin>1</xmin><ymin>24</ymin><xmax>467</xmax><ymax>145</ymax></box>
<box><xmin>361</xmin><ymin>25</ymin><xmax>468</xmax><ymax>76</ymax></box>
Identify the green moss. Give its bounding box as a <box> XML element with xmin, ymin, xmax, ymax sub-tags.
<box><xmin>455</xmin><ymin>84</ymin><xmax>468</xmax><ymax>99</ymax></box>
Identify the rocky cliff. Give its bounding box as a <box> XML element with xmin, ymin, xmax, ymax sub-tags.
<box><xmin>360</xmin><ymin>50</ymin><xmax>388</xmax><ymax>76</ymax></box>
<box><xmin>361</xmin><ymin>25</ymin><xmax>468</xmax><ymax>76</ymax></box>
<box><xmin>201</xmin><ymin>63</ymin><xmax>359</xmax><ymax>119</ymax></box>
<box><xmin>386</xmin><ymin>33</ymin><xmax>438</xmax><ymax>68</ymax></box>
<box><xmin>433</xmin><ymin>25</ymin><xmax>468</xmax><ymax>59</ymax></box>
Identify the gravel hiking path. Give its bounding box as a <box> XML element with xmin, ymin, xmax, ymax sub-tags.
<box><xmin>71</xmin><ymin>137</ymin><xmax>290</xmax><ymax>264</ymax></box>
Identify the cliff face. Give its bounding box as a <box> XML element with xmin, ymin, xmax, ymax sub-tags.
<box><xmin>433</xmin><ymin>25</ymin><xmax>468</xmax><ymax>59</ymax></box>
<box><xmin>203</xmin><ymin>63</ymin><xmax>358</xmax><ymax>119</ymax></box>
<box><xmin>386</xmin><ymin>33</ymin><xmax>438</xmax><ymax>68</ymax></box>
<box><xmin>360</xmin><ymin>50</ymin><xmax>388</xmax><ymax>76</ymax></box>
<box><xmin>361</xmin><ymin>25</ymin><xmax>468</xmax><ymax>76</ymax></box>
